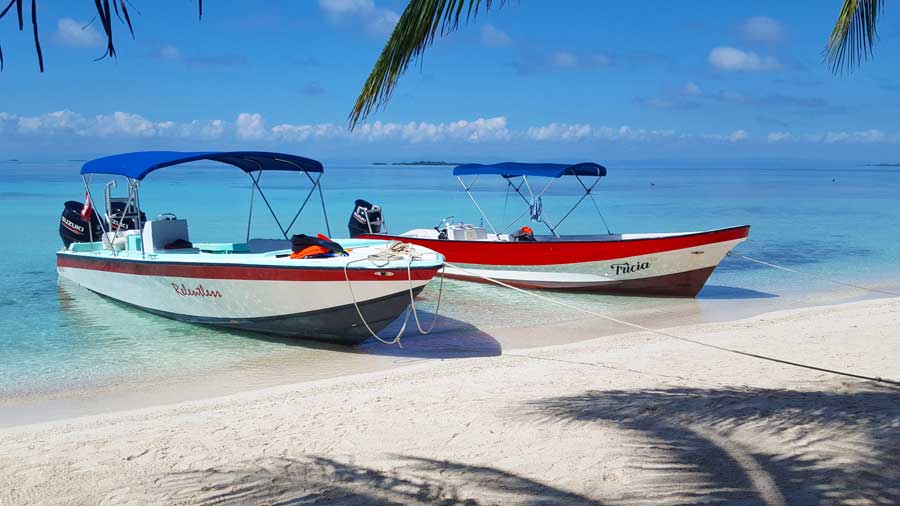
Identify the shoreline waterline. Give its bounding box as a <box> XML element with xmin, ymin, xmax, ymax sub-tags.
<box><xmin>2</xmin><ymin>277</ymin><xmax>896</xmax><ymax>428</ymax></box>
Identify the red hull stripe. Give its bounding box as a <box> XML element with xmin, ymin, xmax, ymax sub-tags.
<box><xmin>360</xmin><ymin>225</ymin><xmax>749</xmax><ymax>266</ymax></box>
<box><xmin>56</xmin><ymin>254</ymin><xmax>439</xmax><ymax>282</ymax></box>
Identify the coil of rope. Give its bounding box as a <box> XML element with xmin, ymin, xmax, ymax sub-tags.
<box><xmin>343</xmin><ymin>241</ymin><xmax>444</xmax><ymax>347</ymax></box>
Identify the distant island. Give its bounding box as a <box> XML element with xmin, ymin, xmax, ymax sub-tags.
<box><xmin>864</xmin><ymin>163</ymin><xmax>900</xmax><ymax>167</ymax></box>
<box><xmin>373</xmin><ymin>161</ymin><xmax>461</xmax><ymax>166</ymax></box>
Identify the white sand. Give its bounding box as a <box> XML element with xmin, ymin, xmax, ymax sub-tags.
<box><xmin>1</xmin><ymin>298</ymin><xmax>899</xmax><ymax>505</ymax></box>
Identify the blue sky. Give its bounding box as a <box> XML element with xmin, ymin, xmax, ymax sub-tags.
<box><xmin>0</xmin><ymin>0</ymin><xmax>899</xmax><ymax>165</ymax></box>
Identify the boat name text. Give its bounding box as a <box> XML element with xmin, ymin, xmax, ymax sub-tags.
<box><xmin>171</xmin><ymin>283</ymin><xmax>222</xmax><ymax>298</ymax></box>
<box><xmin>610</xmin><ymin>261</ymin><xmax>650</xmax><ymax>275</ymax></box>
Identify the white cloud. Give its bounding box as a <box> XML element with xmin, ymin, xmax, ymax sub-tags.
<box><xmin>272</xmin><ymin>123</ymin><xmax>344</xmax><ymax>142</ymax></box>
<box><xmin>702</xmin><ymin>130</ymin><xmax>750</xmax><ymax>142</ymax></box>
<box><xmin>351</xmin><ymin>117</ymin><xmax>511</xmax><ymax>143</ymax></box>
<box><xmin>809</xmin><ymin>129</ymin><xmax>894</xmax><ymax>144</ymax></box>
<box><xmin>767</xmin><ymin>131</ymin><xmax>792</xmax><ymax>142</ymax></box>
<box><xmin>481</xmin><ymin>24</ymin><xmax>512</xmax><ymax>47</ymax></box>
<box><xmin>236</xmin><ymin>113</ymin><xmax>266</xmax><ymax>140</ymax></box>
<box><xmin>740</xmin><ymin>16</ymin><xmax>784</xmax><ymax>43</ymax></box>
<box><xmin>364</xmin><ymin>8</ymin><xmax>400</xmax><ymax>36</ymax></box>
<box><xmin>159</xmin><ymin>45</ymin><xmax>181</xmax><ymax>60</ymax></box>
<box><xmin>525</xmin><ymin>123</ymin><xmax>676</xmax><ymax>142</ymax></box>
<box><xmin>54</xmin><ymin>18</ymin><xmax>103</xmax><ymax>48</ymax></box>
<box><xmin>319</xmin><ymin>0</ymin><xmax>374</xmax><ymax>18</ymax></box>
<box><xmin>319</xmin><ymin>0</ymin><xmax>399</xmax><ymax>36</ymax></box>
<box><xmin>708</xmin><ymin>46</ymin><xmax>782</xmax><ymax>72</ymax></box>
<box><xmin>550</xmin><ymin>51</ymin><xmax>579</xmax><ymax>68</ymax></box>
<box><xmin>7</xmin><ymin>109</ymin><xmax>900</xmax><ymax>149</ymax></box>
<box><xmin>683</xmin><ymin>82</ymin><xmax>702</xmax><ymax>96</ymax></box>
<box><xmin>4</xmin><ymin>109</ymin><xmax>229</xmax><ymax>139</ymax></box>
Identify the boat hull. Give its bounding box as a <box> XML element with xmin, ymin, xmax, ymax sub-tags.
<box><xmin>361</xmin><ymin>226</ymin><xmax>750</xmax><ymax>297</ymax></box>
<box><xmin>57</xmin><ymin>252</ymin><xmax>439</xmax><ymax>344</ymax></box>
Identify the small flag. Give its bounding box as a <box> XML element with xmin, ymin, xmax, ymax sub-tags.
<box><xmin>81</xmin><ymin>192</ymin><xmax>93</xmax><ymax>221</ymax></box>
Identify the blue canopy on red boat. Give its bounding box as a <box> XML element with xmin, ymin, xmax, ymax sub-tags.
<box><xmin>81</xmin><ymin>151</ymin><xmax>324</xmax><ymax>180</ymax></box>
<box><xmin>452</xmin><ymin>162</ymin><xmax>607</xmax><ymax>178</ymax></box>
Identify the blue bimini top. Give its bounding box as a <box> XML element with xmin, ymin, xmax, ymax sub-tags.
<box><xmin>452</xmin><ymin>162</ymin><xmax>607</xmax><ymax>179</ymax></box>
<box><xmin>81</xmin><ymin>151</ymin><xmax>324</xmax><ymax>180</ymax></box>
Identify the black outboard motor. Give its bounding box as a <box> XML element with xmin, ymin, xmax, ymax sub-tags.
<box><xmin>348</xmin><ymin>199</ymin><xmax>383</xmax><ymax>237</ymax></box>
<box><xmin>107</xmin><ymin>200</ymin><xmax>147</xmax><ymax>231</ymax></box>
<box><xmin>59</xmin><ymin>201</ymin><xmax>103</xmax><ymax>247</ymax></box>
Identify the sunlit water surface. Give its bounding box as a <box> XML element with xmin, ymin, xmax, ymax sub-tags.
<box><xmin>1</xmin><ymin>161</ymin><xmax>898</xmax><ymax>423</ymax></box>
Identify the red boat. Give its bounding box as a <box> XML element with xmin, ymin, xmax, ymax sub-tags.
<box><xmin>356</xmin><ymin>162</ymin><xmax>749</xmax><ymax>297</ymax></box>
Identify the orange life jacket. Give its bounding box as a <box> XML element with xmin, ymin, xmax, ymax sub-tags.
<box><xmin>290</xmin><ymin>245</ymin><xmax>330</xmax><ymax>259</ymax></box>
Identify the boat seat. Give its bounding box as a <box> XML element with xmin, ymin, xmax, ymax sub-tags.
<box><xmin>143</xmin><ymin>218</ymin><xmax>190</xmax><ymax>254</ymax></box>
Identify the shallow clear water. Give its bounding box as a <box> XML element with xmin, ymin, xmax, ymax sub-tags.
<box><xmin>1</xmin><ymin>161</ymin><xmax>898</xmax><ymax>404</ymax></box>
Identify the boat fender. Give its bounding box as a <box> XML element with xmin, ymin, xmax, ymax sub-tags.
<box><xmin>511</xmin><ymin>226</ymin><xmax>536</xmax><ymax>242</ymax></box>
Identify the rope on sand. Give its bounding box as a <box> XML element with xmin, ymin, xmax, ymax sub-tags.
<box><xmin>441</xmin><ymin>261</ymin><xmax>900</xmax><ymax>386</ymax></box>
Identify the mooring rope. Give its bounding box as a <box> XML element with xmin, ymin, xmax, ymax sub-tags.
<box><xmin>727</xmin><ymin>251</ymin><xmax>900</xmax><ymax>297</ymax></box>
<box><xmin>442</xmin><ymin>261</ymin><xmax>900</xmax><ymax>386</ymax></box>
<box><xmin>343</xmin><ymin>241</ymin><xmax>444</xmax><ymax>347</ymax></box>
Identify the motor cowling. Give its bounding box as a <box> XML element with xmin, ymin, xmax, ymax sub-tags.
<box><xmin>106</xmin><ymin>200</ymin><xmax>147</xmax><ymax>231</ymax></box>
<box><xmin>59</xmin><ymin>201</ymin><xmax>103</xmax><ymax>247</ymax></box>
<box><xmin>348</xmin><ymin>199</ymin><xmax>383</xmax><ymax>237</ymax></box>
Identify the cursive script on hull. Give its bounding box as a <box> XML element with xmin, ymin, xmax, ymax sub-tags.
<box><xmin>610</xmin><ymin>261</ymin><xmax>650</xmax><ymax>276</ymax></box>
<box><xmin>171</xmin><ymin>283</ymin><xmax>222</xmax><ymax>298</ymax></box>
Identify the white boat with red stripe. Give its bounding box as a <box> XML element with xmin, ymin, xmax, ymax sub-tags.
<box><xmin>356</xmin><ymin>162</ymin><xmax>749</xmax><ymax>297</ymax></box>
<box><xmin>56</xmin><ymin>152</ymin><xmax>443</xmax><ymax>345</ymax></box>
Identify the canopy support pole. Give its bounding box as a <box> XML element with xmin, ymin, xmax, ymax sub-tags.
<box><xmin>246</xmin><ymin>172</ymin><xmax>259</xmax><ymax>243</ymax></box>
<box><xmin>284</xmin><ymin>176</ymin><xmax>320</xmax><ymax>235</ymax></box>
<box><xmin>505</xmin><ymin>176</ymin><xmax>560</xmax><ymax>237</ymax></box>
<box><xmin>316</xmin><ymin>176</ymin><xmax>332</xmax><ymax>237</ymax></box>
<box><xmin>247</xmin><ymin>170</ymin><xmax>289</xmax><ymax>240</ymax></box>
<box><xmin>575</xmin><ymin>174</ymin><xmax>611</xmax><ymax>235</ymax></box>
<box><xmin>457</xmin><ymin>175</ymin><xmax>498</xmax><ymax>235</ymax></box>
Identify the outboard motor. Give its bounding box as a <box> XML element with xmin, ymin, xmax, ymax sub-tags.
<box><xmin>348</xmin><ymin>199</ymin><xmax>383</xmax><ymax>237</ymax></box>
<box><xmin>59</xmin><ymin>201</ymin><xmax>103</xmax><ymax>247</ymax></box>
<box><xmin>106</xmin><ymin>200</ymin><xmax>147</xmax><ymax>231</ymax></box>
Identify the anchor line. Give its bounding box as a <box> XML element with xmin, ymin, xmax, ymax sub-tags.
<box><xmin>726</xmin><ymin>251</ymin><xmax>900</xmax><ymax>297</ymax></box>
<box><xmin>343</xmin><ymin>241</ymin><xmax>444</xmax><ymax>347</ymax></box>
<box><xmin>440</xmin><ymin>261</ymin><xmax>900</xmax><ymax>386</ymax></box>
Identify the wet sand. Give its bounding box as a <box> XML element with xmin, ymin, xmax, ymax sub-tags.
<box><xmin>1</xmin><ymin>297</ymin><xmax>898</xmax><ymax>505</ymax></box>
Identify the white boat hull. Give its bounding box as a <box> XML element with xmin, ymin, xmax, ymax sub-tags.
<box><xmin>57</xmin><ymin>245</ymin><xmax>442</xmax><ymax>344</ymax></box>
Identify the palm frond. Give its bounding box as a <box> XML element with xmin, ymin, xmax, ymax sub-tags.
<box><xmin>0</xmin><ymin>1</ymin><xmax>200</xmax><ymax>72</ymax></box>
<box><xmin>30</xmin><ymin>0</ymin><xmax>42</xmax><ymax>71</ymax></box>
<box><xmin>348</xmin><ymin>0</ymin><xmax>504</xmax><ymax>129</ymax></box>
<box><xmin>826</xmin><ymin>0</ymin><xmax>884</xmax><ymax>74</ymax></box>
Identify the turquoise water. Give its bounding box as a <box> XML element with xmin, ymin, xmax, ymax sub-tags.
<box><xmin>1</xmin><ymin>161</ymin><xmax>899</xmax><ymax>401</ymax></box>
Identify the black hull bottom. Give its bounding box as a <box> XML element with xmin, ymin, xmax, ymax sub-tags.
<box><xmin>95</xmin><ymin>287</ymin><xmax>425</xmax><ymax>345</ymax></box>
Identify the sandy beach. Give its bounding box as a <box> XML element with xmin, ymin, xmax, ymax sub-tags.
<box><xmin>1</xmin><ymin>297</ymin><xmax>898</xmax><ymax>505</ymax></box>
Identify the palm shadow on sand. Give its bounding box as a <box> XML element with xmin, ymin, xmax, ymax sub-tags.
<box><xmin>146</xmin><ymin>454</ymin><xmax>600</xmax><ymax>505</ymax></box>
<box><xmin>525</xmin><ymin>384</ymin><xmax>900</xmax><ymax>505</ymax></box>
